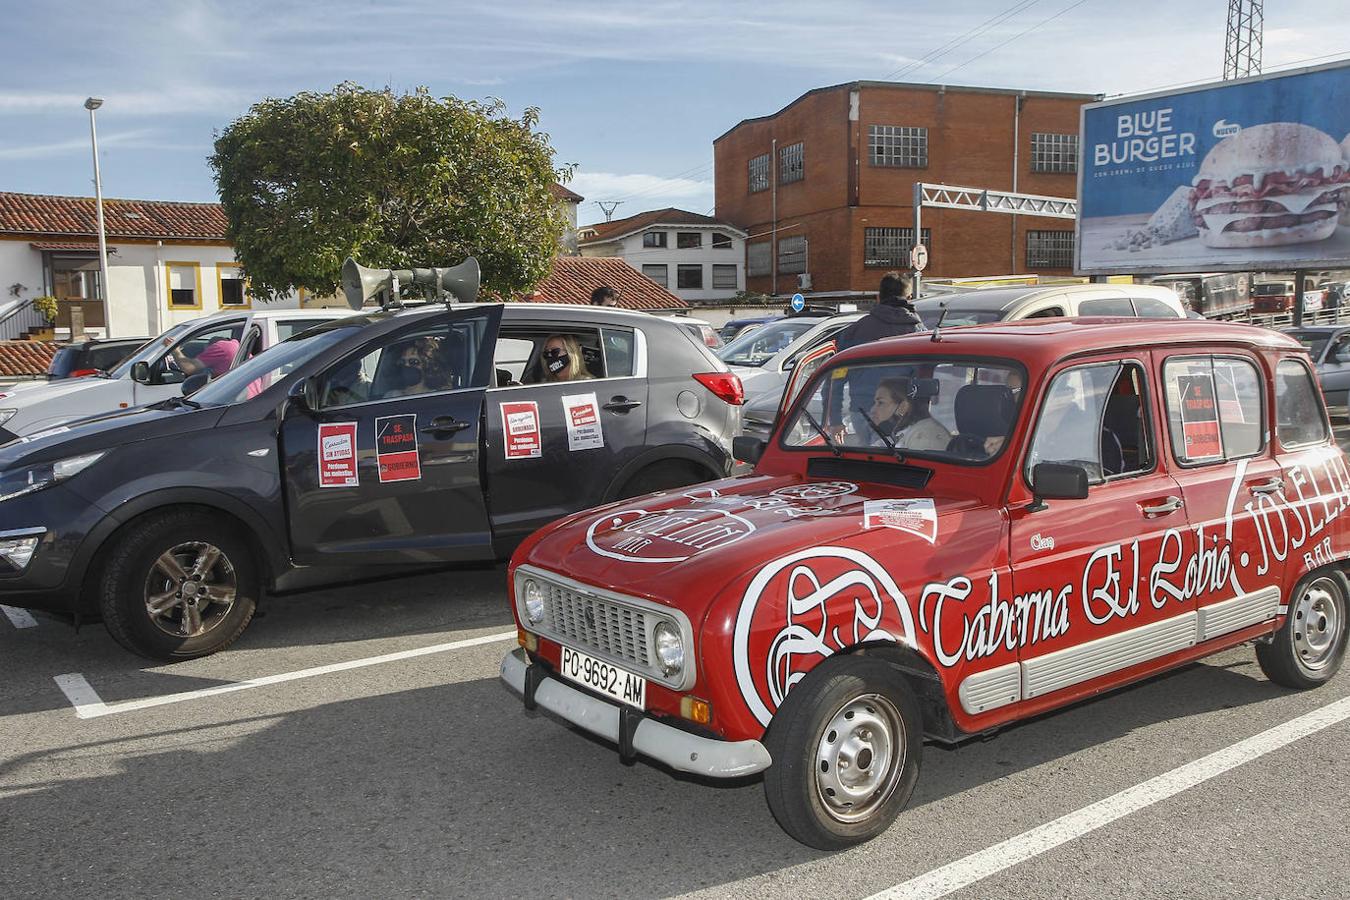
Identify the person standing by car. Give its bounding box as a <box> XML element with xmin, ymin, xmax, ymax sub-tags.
<box><xmin>830</xmin><ymin>272</ymin><xmax>922</xmax><ymax>438</ymax></box>
<box><xmin>541</xmin><ymin>334</ymin><xmax>593</xmax><ymax>382</ymax></box>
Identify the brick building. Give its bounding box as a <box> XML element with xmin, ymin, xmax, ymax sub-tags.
<box><xmin>713</xmin><ymin>81</ymin><xmax>1098</xmax><ymax>296</ymax></box>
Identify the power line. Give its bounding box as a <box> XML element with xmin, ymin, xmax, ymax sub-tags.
<box><xmin>1107</xmin><ymin>50</ymin><xmax>1350</xmax><ymax>99</ymax></box>
<box><xmin>933</xmin><ymin>0</ymin><xmax>1094</xmax><ymax>80</ymax></box>
<box><xmin>879</xmin><ymin>0</ymin><xmax>1043</xmax><ymax>82</ymax></box>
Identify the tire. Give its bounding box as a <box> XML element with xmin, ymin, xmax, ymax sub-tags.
<box><xmin>1256</xmin><ymin>568</ymin><xmax>1350</xmax><ymax>689</ymax></box>
<box><xmin>98</xmin><ymin>509</ymin><xmax>259</xmax><ymax>661</ymax></box>
<box><xmin>762</xmin><ymin>655</ymin><xmax>923</xmax><ymax>850</ymax></box>
<box><xmin>617</xmin><ymin>460</ymin><xmax>707</xmax><ymax>499</ymax></box>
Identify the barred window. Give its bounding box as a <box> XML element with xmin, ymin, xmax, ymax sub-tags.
<box><xmin>863</xmin><ymin>227</ymin><xmax>932</xmax><ymax>268</ymax></box>
<box><xmin>778</xmin><ymin>235</ymin><xmax>807</xmax><ymax>275</ymax></box>
<box><xmin>779</xmin><ymin>142</ymin><xmax>804</xmax><ymax>184</ymax></box>
<box><xmin>712</xmin><ymin>264</ymin><xmax>738</xmax><ymax>290</ymax></box>
<box><xmin>869</xmin><ymin>125</ymin><xmax>928</xmax><ymax>168</ymax></box>
<box><xmin>749</xmin><ymin>153</ymin><xmax>770</xmax><ymax>193</ymax></box>
<box><xmin>641</xmin><ymin>264</ymin><xmax>668</xmax><ymax>288</ymax></box>
<box><xmin>747</xmin><ymin>241</ymin><xmax>771</xmax><ymax>276</ymax></box>
<box><xmin>677</xmin><ymin>265</ymin><xmax>704</xmax><ymax>289</ymax></box>
<box><xmin>1026</xmin><ymin>230</ymin><xmax>1075</xmax><ymax>269</ymax></box>
<box><xmin>1031</xmin><ymin>133</ymin><xmax>1078</xmax><ymax>174</ymax></box>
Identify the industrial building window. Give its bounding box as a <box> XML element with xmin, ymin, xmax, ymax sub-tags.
<box><xmin>677</xmin><ymin>232</ymin><xmax>703</xmax><ymax>249</ymax></box>
<box><xmin>1026</xmin><ymin>230</ymin><xmax>1075</xmax><ymax>269</ymax></box>
<box><xmin>677</xmin><ymin>264</ymin><xmax>704</xmax><ymax>289</ymax></box>
<box><xmin>778</xmin><ymin>236</ymin><xmax>806</xmax><ymax>275</ymax></box>
<box><xmin>863</xmin><ymin>227</ymin><xmax>931</xmax><ymax>267</ymax></box>
<box><xmin>712</xmin><ymin>232</ymin><xmax>733</xmax><ymax>249</ymax></box>
<box><xmin>643</xmin><ymin>231</ymin><xmax>667</xmax><ymax>248</ymax></box>
<box><xmin>746</xmin><ymin>241</ymin><xmax>771</xmax><ymax>276</ymax></box>
<box><xmin>641</xmin><ymin>264</ymin><xmax>669</xmax><ymax>287</ymax></box>
<box><xmin>869</xmin><ymin>125</ymin><xmax>928</xmax><ymax>168</ymax></box>
<box><xmin>779</xmin><ymin>142</ymin><xmax>804</xmax><ymax>184</ymax></box>
<box><xmin>1031</xmin><ymin>133</ymin><xmax>1079</xmax><ymax>174</ymax></box>
<box><xmin>748</xmin><ymin>153</ymin><xmax>770</xmax><ymax>193</ymax></box>
<box><xmin>712</xmin><ymin>264</ymin><xmax>738</xmax><ymax>290</ymax></box>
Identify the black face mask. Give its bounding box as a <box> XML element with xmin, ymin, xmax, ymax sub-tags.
<box><xmin>394</xmin><ymin>361</ymin><xmax>423</xmax><ymax>386</ymax></box>
<box><xmin>544</xmin><ymin>350</ymin><xmax>569</xmax><ymax>375</ymax></box>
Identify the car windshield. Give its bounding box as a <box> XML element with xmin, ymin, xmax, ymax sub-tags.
<box><xmin>191</xmin><ymin>325</ymin><xmax>359</xmax><ymax>406</ymax></box>
<box><xmin>782</xmin><ymin>356</ymin><xmax>1025</xmax><ymax>464</ymax></box>
<box><xmin>917</xmin><ymin>306</ymin><xmax>1005</xmax><ymax>329</ymax></box>
<box><xmin>1287</xmin><ymin>330</ymin><xmax>1332</xmax><ymax>359</ymax></box>
<box><xmin>1253</xmin><ymin>283</ymin><xmax>1288</xmax><ymax>296</ymax></box>
<box><xmin>108</xmin><ymin>322</ymin><xmax>194</xmax><ymax>379</ymax></box>
<box><xmin>717</xmin><ymin>319</ymin><xmax>820</xmax><ymax>366</ymax></box>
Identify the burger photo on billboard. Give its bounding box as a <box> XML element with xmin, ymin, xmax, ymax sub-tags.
<box><xmin>1342</xmin><ymin>133</ymin><xmax>1350</xmax><ymax>226</ymax></box>
<box><xmin>1189</xmin><ymin>122</ymin><xmax>1350</xmax><ymax>249</ymax></box>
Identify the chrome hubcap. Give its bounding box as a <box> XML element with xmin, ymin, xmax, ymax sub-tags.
<box><xmin>813</xmin><ymin>693</ymin><xmax>905</xmax><ymax>823</ymax></box>
<box><xmin>1293</xmin><ymin>578</ymin><xmax>1344</xmax><ymax>672</ymax></box>
<box><xmin>144</xmin><ymin>541</ymin><xmax>237</xmax><ymax>638</ymax></box>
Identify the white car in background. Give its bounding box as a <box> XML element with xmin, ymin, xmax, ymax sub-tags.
<box><xmin>717</xmin><ymin>313</ymin><xmax>863</xmax><ymax>407</ymax></box>
<box><xmin>0</xmin><ymin>308</ymin><xmax>356</xmax><ymax>441</ymax></box>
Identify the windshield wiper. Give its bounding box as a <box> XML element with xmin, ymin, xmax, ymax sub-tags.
<box><xmin>799</xmin><ymin>407</ymin><xmax>843</xmax><ymax>457</ymax></box>
<box><xmin>858</xmin><ymin>405</ymin><xmax>907</xmax><ymax>462</ymax></box>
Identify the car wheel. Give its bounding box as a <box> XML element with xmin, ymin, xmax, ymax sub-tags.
<box><xmin>617</xmin><ymin>460</ymin><xmax>707</xmax><ymax>499</ymax></box>
<box><xmin>98</xmin><ymin>509</ymin><xmax>259</xmax><ymax>660</ymax></box>
<box><xmin>762</xmin><ymin>655</ymin><xmax>922</xmax><ymax>850</ymax></box>
<box><xmin>1256</xmin><ymin>568</ymin><xmax>1350</xmax><ymax>689</ymax></box>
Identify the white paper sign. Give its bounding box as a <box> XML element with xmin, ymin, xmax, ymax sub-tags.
<box><xmin>863</xmin><ymin>498</ymin><xmax>938</xmax><ymax>544</ymax></box>
<box><xmin>562</xmin><ymin>392</ymin><xmax>604</xmax><ymax>451</ymax></box>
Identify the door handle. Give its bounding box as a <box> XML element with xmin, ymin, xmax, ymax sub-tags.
<box><xmin>1140</xmin><ymin>496</ymin><xmax>1184</xmax><ymax>516</ymax></box>
<box><xmin>419</xmin><ymin>417</ymin><xmax>471</xmax><ymax>435</ymax></box>
<box><xmin>602</xmin><ymin>397</ymin><xmax>643</xmax><ymax>413</ymax></box>
<box><xmin>1249</xmin><ymin>477</ymin><xmax>1283</xmax><ymax>495</ymax></box>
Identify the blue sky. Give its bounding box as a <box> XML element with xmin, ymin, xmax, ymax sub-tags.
<box><xmin>1</xmin><ymin>0</ymin><xmax>1346</xmax><ymax>226</ymax></box>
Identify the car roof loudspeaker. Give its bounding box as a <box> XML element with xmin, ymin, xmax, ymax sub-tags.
<box><xmin>341</xmin><ymin>257</ymin><xmax>481</xmax><ymax>310</ymax></box>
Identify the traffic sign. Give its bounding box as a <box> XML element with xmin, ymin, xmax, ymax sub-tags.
<box><xmin>790</xmin><ymin>293</ymin><xmax>805</xmax><ymax>313</ymax></box>
<box><xmin>910</xmin><ymin>243</ymin><xmax>929</xmax><ymax>272</ymax></box>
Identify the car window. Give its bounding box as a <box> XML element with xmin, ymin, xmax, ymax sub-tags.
<box><xmin>602</xmin><ymin>327</ymin><xmax>636</xmax><ymax>377</ymax></box>
<box><xmin>1333</xmin><ymin>338</ymin><xmax>1350</xmax><ymax>364</ymax></box>
<box><xmin>1025</xmin><ymin>362</ymin><xmax>1153</xmax><ymax>485</ymax></box>
<box><xmin>1131</xmin><ymin>297</ymin><xmax>1181</xmax><ymax>318</ymax></box>
<box><xmin>1287</xmin><ymin>330</ymin><xmax>1331</xmax><ymax>359</ymax></box>
<box><xmin>320</xmin><ymin>316</ymin><xmax>491</xmax><ymax>408</ymax></box>
<box><xmin>782</xmin><ymin>357</ymin><xmax>1023</xmax><ymax>464</ymax></box>
<box><xmin>1025</xmin><ymin>307</ymin><xmax>1064</xmax><ymax>319</ymax></box>
<box><xmin>108</xmin><ymin>322</ymin><xmax>194</xmax><ymax>378</ymax></box>
<box><xmin>1078</xmin><ymin>297</ymin><xmax>1135</xmax><ymax>316</ymax></box>
<box><xmin>276</xmin><ymin>318</ymin><xmax>336</xmax><ymax>342</ymax></box>
<box><xmin>85</xmin><ymin>343</ymin><xmax>142</xmax><ymax>371</ymax></box>
<box><xmin>717</xmin><ymin>319</ymin><xmax>818</xmax><ymax>366</ymax></box>
<box><xmin>493</xmin><ymin>338</ymin><xmax>535</xmax><ymax>385</ymax></box>
<box><xmin>1275</xmin><ymin>358</ymin><xmax>1328</xmax><ymax>447</ymax></box>
<box><xmin>193</xmin><ymin>326</ymin><xmax>356</xmax><ymax>406</ymax></box>
<box><xmin>163</xmin><ymin>321</ymin><xmax>247</xmax><ymax>378</ymax></box>
<box><xmin>489</xmin><ymin>327</ymin><xmax>606</xmax><ymax>387</ymax></box>
<box><xmin>1162</xmin><ymin>356</ymin><xmax>1263</xmax><ymax>465</ymax></box>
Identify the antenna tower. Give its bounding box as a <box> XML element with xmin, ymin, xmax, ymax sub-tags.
<box><xmin>596</xmin><ymin>201</ymin><xmax>622</xmax><ymax>222</ymax></box>
<box><xmin>1223</xmin><ymin>0</ymin><xmax>1263</xmax><ymax>80</ymax></box>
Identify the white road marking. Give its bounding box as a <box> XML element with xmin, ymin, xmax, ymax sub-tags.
<box><xmin>53</xmin><ymin>630</ymin><xmax>516</xmax><ymax>720</ymax></box>
<box><xmin>868</xmin><ymin>693</ymin><xmax>1350</xmax><ymax>900</ymax></box>
<box><xmin>1</xmin><ymin>605</ymin><xmax>38</xmax><ymax>629</ymax></box>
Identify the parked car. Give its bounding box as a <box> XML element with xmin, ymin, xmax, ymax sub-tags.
<box><xmin>1252</xmin><ymin>276</ymin><xmax>1326</xmax><ymax>314</ymax></box>
<box><xmin>0</xmin><ymin>303</ymin><xmax>741</xmax><ymax>659</ymax></box>
<box><xmin>718</xmin><ymin>313</ymin><xmax>863</xmax><ymax>407</ymax></box>
<box><xmin>1285</xmin><ymin>324</ymin><xmax>1350</xmax><ymax>414</ymax></box>
<box><xmin>718</xmin><ymin>314</ymin><xmax>782</xmax><ymax>343</ymax></box>
<box><xmin>651</xmin><ymin>313</ymin><xmax>724</xmax><ymax>350</ymax></box>
<box><xmin>914</xmin><ymin>282</ymin><xmax>1186</xmax><ymax>329</ymax></box>
<box><xmin>501</xmin><ymin>317</ymin><xmax>1347</xmax><ymax>849</ymax></box>
<box><xmin>0</xmin><ymin>309</ymin><xmax>354</xmax><ymax>441</ymax></box>
<box><xmin>46</xmin><ymin>337</ymin><xmax>151</xmax><ymax>380</ymax></box>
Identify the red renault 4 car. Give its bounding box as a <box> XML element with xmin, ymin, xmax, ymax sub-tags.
<box><xmin>500</xmin><ymin>318</ymin><xmax>1350</xmax><ymax>849</ymax></box>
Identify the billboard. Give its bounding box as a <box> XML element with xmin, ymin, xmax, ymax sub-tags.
<box><xmin>1077</xmin><ymin>61</ymin><xmax>1350</xmax><ymax>275</ymax></box>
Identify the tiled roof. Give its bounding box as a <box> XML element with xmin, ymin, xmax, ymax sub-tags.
<box><xmin>2</xmin><ymin>183</ymin><xmax>585</xmax><ymax>241</ymax></box>
<box><xmin>30</xmin><ymin>241</ymin><xmax>102</xmax><ymax>251</ymax></box>
<box><xmin>578</xmin><ymin>207</ymin><xmax>744</xmax><ymax>245</ymax></box>
<box><xmin>0</xmin><ymin>341</ymin><xmax>56</xmax><ymax>377</ymax></box>
<box><xmin>521</xmin><ymin>256</ymin><xmax>686</xmax><ymax>310</ymax></box>
<box><xmin>549</xmin><ymin>182</ymin><xmax>584</xmax><ymax>203</ymax></box>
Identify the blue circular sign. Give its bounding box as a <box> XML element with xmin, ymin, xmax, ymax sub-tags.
<box><xmin>790</xmin><ymin>293</ymin><xmax>805</xmax><ymax>312</ymax></box>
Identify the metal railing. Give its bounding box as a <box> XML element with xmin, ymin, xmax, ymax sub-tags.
<box><xmin>1232</xmin><ymin>306</ymin><xmax>1350</xmax><ymax>329</ymax></box>
<box><xmin>0</xmin><ymin>298</ymin><xmax>45</xmax><ymax>341</ymax></box>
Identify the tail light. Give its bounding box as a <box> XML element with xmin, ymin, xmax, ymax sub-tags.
<box><xmin>693</xmin><ymin>372</ymin><xmax>744</xmax><ymax>406</ymax></box>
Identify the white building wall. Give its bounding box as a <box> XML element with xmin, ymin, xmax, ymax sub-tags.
<box><xmin>580</xmin><ymin>224</ymin><xmax>745</xmax><ymax>302</ymax></box>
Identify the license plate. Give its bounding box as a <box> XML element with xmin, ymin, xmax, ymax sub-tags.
<box><xmin>559</xmin><ymin>645</ymin><xmax>646</xmax><ymax>709</ymax></box>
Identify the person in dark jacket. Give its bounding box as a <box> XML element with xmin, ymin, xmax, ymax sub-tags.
<box><xmin>829</xmin><ymin>272</ymin><xmax>923</xmax><ymax>440</ymax></box>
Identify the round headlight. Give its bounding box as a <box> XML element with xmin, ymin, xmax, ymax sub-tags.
<box><xmin>654</xmin><ymin>621</ymin><xmax>684</xmax><ymax>677</ymax></box>
<box><xmin>522</xmin><ymin>579</ymin><xmax>545</xmax><ymax>625</ymax></box>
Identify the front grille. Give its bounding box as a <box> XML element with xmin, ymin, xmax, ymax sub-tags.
<box><xmin>543</xmin><ymin>582</ymin><xmax>651</xmax><ymax>668</ymax></box>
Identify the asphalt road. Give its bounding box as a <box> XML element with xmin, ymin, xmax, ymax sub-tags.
<box><xmin>1</xmin><ymin>425</ymin><xmax>1349</xmax><ymax>899</ymax></box>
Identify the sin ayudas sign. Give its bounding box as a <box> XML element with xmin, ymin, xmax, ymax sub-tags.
<box><xmin>1077</xmin><ymin>60</ymin><xmax>1350</xmax><ymax>275</ymax></box>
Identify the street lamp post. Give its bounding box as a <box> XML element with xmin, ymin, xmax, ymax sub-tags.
<box><xmin>84</xmin><ymin>97</ymin><xmax>112</xmax><ymax>338</ymax></box>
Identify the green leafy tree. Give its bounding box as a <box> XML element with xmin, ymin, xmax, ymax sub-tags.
<box><xmin>210</xmin><ymin>83</ymin><xmax>570</xmax><ymax>302</ymax></box>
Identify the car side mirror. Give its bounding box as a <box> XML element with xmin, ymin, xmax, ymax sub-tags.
<box><xmin>181</xmin><ymin>372</ymin><xmax>211</xmax><ymax>395</ymax></box>
<box><xmin>733</xmin><ymin>435</ymin><xmax>766</xmax><ymax>465</ymax></box>
<box><xmin>1028</xmin><ymin>462</ymin><xmax>1090</xmax><ymax>512</ymax></box>
<box><xmin>287</xmin><ymin>376</ymin><xmax>319</xmax><ymax>413</ymax></box>
<box><xmin>131</xmin><ymin>361</ymin><xmax>151</xmax><ymax>384</ymax></box>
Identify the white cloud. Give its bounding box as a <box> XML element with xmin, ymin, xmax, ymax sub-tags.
<box><xmin>0</xmin><ymin>129</ymin><xmax>198</xmax><ymax>161</ymax></box>
<box><xmin>0</xmin><ymin>86</ymin><xmax>249</xmax><ymax>117</ymax></box>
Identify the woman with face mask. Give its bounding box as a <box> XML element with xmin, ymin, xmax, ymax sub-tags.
<box><xmin>540</xmin><ymin>334</ymin><xmax>592</xmax><ymax>382</ymax></box>
<box><xmin>869</xmin><ymin>376</ymin><xmax>950</xmax><ymax>452</ymax></box>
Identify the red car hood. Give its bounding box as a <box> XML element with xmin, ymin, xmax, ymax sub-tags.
<box><xmin>520</xmin><ymin>472</ymin><xmax>980</xmax><ymax>619</ymax></box>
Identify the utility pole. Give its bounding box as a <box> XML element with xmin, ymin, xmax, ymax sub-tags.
<box><xmin>595</xmin><ymin>201</ymin><xmax>622</xmax><ymax>222</ymax></box>
<box><xmin>1223</xmin><ymin>0</ymin><xmax>1263</xmax><ymax>80</ymax></box>
<box><xmin>85</xmin><ymin>97</ymin><xmax>112</xmax><ymax>338</ymax></box>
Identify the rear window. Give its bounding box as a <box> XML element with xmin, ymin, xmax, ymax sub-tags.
<box><xmin>919</xmin><ymin>307</ymin><xmax>1005</xmax><ymax>329</ymax></box>
<box><xmin>1132</xmin><ymin>297</ymin><xmax>1181</xmax><ymax>318</ymax></box>
<box><xmin>1078</xmin><ymin>297</ymin><xmax>1135</xmax><ymax>316</ymax></box>
<box><xmin>46</xmin><ymin>346</ymin><xmax>80</xmax><ymax>377</ymax></box>
<box><xmin>1253</xmin><ymin>283</ymin><xmax>1288</xmax><ymax>296</ymax></box>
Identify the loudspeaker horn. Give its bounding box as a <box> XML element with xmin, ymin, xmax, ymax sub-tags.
<box><xmin>341</xmin><ymin>258</ymin><xmax>408</xmax><ymax>310</ymax></box>
<box><xmin>341</xmin><ymin>257</ymin><xmax>481</xmax><ymax>309</ymax></box>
